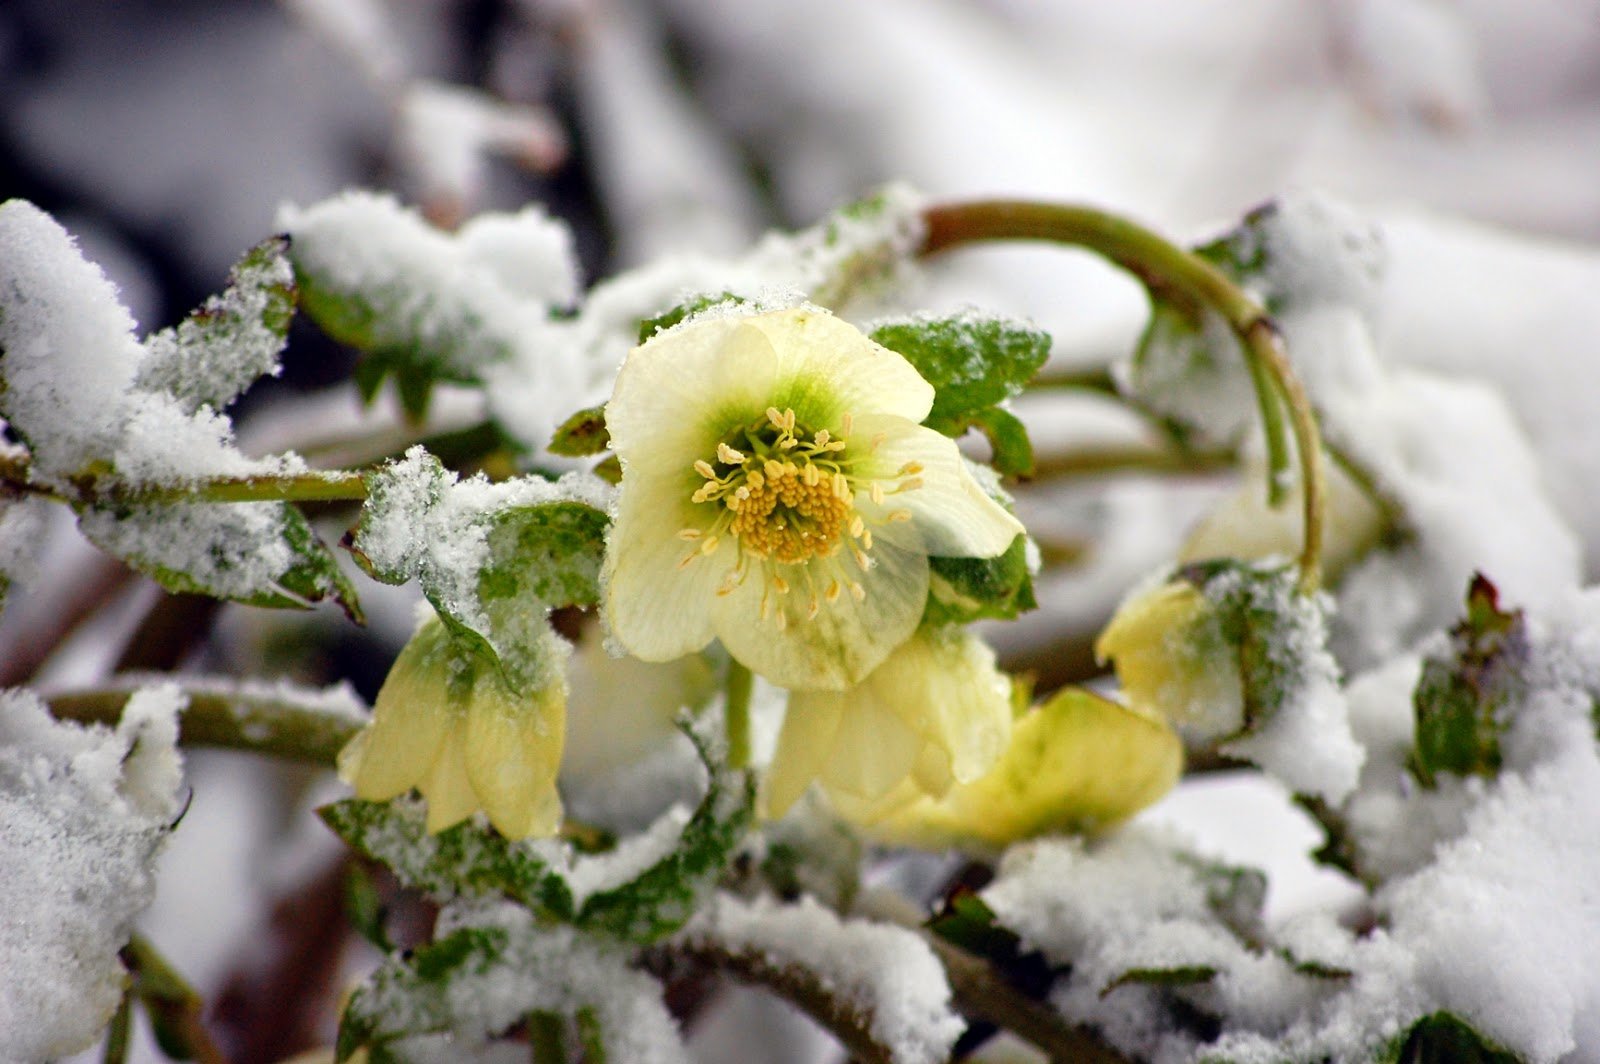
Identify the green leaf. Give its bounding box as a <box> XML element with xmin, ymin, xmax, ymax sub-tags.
<box><xmin>478</xmin><ymin>501</ymin><xmax>608</xmax><ymax>610</ymax></box>
<box><xmin>342</xmin><ymin>862</ymin><xmax>393</xmax><ymax>953</ymax></box>
<box><xmin>548</xmin><ymin>404</ymin><xmax>610</xmax><ymax>457</ymax></box>
<box><xmin>637</xmin><ymin>292</ymin><xmax>745</xmax><ymax>344</ymax></box>
<box><xmin>575</xmin><ymin>723</ymin><xmax>755</xmax><ymax>943</ymax></box>
<box><xmin>968</xmin><ymin>405</ymin><xmax>1034</xmax><ymax>477</ymax></box>
<box><xmin>136</xmin><ymin>236</ymin><xmax>296</xmax><ymax>413</ymax></box>
<box><xmin>923</xmin><ymin>534</ymin><xmax>1035</xmax><ymax>627</ymax></box>
<box><xmin>869</xmin><ymin>313</ymin><xmax>1050</xmax><ymax>442</ymax></box>
<box><xmin>1379</xmin><ymin>1012</ymin><xmax>1521</xmax><ymax>1064</ymax></box>
<box><xmin>1100</xmin><ymin>965</ymin><xmax>1219</xmax><ymax>998</ymax></box>
<box><xmin>1408</xmin><ymin>574</ymin><xmax>1526</xmax><ymax>788</ymax></box>
<box><xmin>337</xmin><ymin>926</ymin><xmax>509</xmax><ymax>1060</ymax></box>
<box><xmin>319</xmin><ymin>797</ymin><xmax>575</xmax><ymax>921</ymax></box>
<box><xmin>928</xmin><ymin>891</ymin><xmax>1023</xmax><ymax>962</ymax></box>
<box><xmin>77</xmin><ymin>500</ymin><xmax>363</xmax><ymax>623</ymax></box>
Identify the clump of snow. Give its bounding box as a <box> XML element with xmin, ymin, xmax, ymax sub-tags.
<box><xmin>114</xmin><ymin>393</ymin><xmax>306</xmax><ymax>486</ymax></box>
<box><xmin>0</xmin><ymin>199</ymin><xmax>146</xmax><ymax>485</ymax></box>
<box><xmin>383</xmin><ymin>897</ymin><xmax>689</xmax><ymax>1064</ymax></box>
<box><xmin>0</xmin><ymin>495</ymin><xmax>50</xmax><ymax>595</ymax></box>
<box><xmin>0</xmin><ymin>199</ymin><xmax>299</xmax><ymax>491</ymax></box>
<box><xmin>681</xmin><ymin>892</ymin><xmax>963</xmax><ymax>1064</ymax></box>
<box><xmin>0</xmin><ymin>685</ymin><xmax>185</xmax><ymax>1061</ymax></box>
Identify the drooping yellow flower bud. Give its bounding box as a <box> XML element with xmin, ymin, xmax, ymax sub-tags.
<box><xmin>762</xmin><ymin>626</ymin><xmax>1013</xmax><ymax>819</ymax></box>
<box><xmin>1094</xmin><ymin>577</ymin><xmax>1244</xmax><ymax>738</ymax></box>
<box><xmin>337</xmin><ymin>613</ymin><xmax>567</xmax><ymax>839</ymax></box>
<box><xmin>858</xmin><ymin>688</ymin><xmax>1183</xmax><ymax>852</ymax></box>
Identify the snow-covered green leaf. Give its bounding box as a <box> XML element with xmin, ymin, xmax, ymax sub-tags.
<box><xmin>869</xmin><ymin>312</ymin><xmax>1050</xmax><ymax>448</ymax></box>
<box><xmin>1378</xmin><ymin>1012</ymin><xmax>1520</xmax><ymax>1064</ymax></box>
<box><xmin>338</xmin><ymin>905</ymin><xmax>687</xmax><ymax>1064</ymax></box>
<box><xmin>135</xmin><ymin>236</ymin><xmax>295</xmax><ymax>412</ymax></box>
<box><xmin>575</xmin><ymin>724</ymin><xmax>754</xmax><ymax>944</ymax></box>
<box><xmin>78</xmin><ymin>500</ymin><xmax>361</xmax><ymax>622</ymax></box>
<box><xmin>319</xmin><ymin>797</ymin><xmax>575</xmax><ymax>921</ymax></box>
<box><xmin>637</xmin><ymin>292</ymin><xmax>746</xmax><ymax>344</ymax></box>
<box><xmin>351</xmin><ymin>447</ymin><xmax>611</xmax><ymax>692</ymax></box>
<box><xmin>1407</xmin><ymin>574</ymin><xmax>1525</xmax><ymax>788</ymax></box>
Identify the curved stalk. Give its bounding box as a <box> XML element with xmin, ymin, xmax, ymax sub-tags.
<box><xmin>920</xmin><ymin>200</ymin><xmax>1326</xmax><ymax>592</ymax></box>
<box><xmin>723</xmin><ymin>659</ymin><xmax>755</xmax><ymax>770</ymax></box>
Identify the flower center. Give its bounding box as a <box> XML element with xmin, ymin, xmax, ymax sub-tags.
<box><xmin>676</xmin><ymin>407</ymin><xmax>919</xmax><ymax>624</ymax></box>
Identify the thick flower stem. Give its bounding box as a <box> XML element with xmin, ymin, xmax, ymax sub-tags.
<box><xmin>920</xmin><ymin>200</ymin><xmax>1327</xmax><ymax>592</ymax></box>
<box><xmin>46</xmin><ymin>685</ymin><xmax>362</xmax><ymax>766</ymax></box>
<box><xmin>723</xmin><ymin>659</ymin><xmax>755</xmax><ymax>770</ymax></box>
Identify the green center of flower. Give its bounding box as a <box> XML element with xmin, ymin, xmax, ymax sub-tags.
<box><xmin>677</xmin><ymin>406</ymin><xmax>919</xmax><ymax>624</ymax></box>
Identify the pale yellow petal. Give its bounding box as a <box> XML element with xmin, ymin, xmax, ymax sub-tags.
<box><xmin>854</xmin><ymin>414</ymin><xmax>1023</xmax><ymax>559</ymax></box>
<box><xmin>874</xmin><ymin>627</ymin><xmax>1013</xmax><ymax>788</ymax></box>
<box><xmin>1095</xmin><ymin>580</ymin><xmax>1242</xmax><ymax>730</ymax></box>
<box><xmin>762</xmin><ymin>697</ymin><xmax>844</xmax><ymax>818</ymax></box>
<box><xmin>344</xmin><ymin>620</ymin><xmax>456</xmax><ymax>801</ymax></box>
<box><xmin>602</xmin><ymin>464</ymin><xmax>725</xmax><ymax>663</ymax></box>
<box><xmin>420</xmin><ymin>721</ymin><xmax>480</xmax><ymax>833</ymax></box>
<box><xmin>747</xmin><ymin>307</ymin><xmax>934</xmax><ymax>424</ymax></box>
<box><xmin>815</xmin><ymin>694</ymin><xmax>927</xmax><ymax>803</ymax></box>
<box><xmin>464</xmin><ymin>680</ymin><xmax>566</xmax><ymax>840</ymax></box>
<box><xmin>606</xmin><ymin>317</ymin><xmax>782</xmax><ymax>463</ymax></box>
<box><xmin>712</xmin><ymin>542</ymin><xmax>928</xmax><ymax>691</ymax></box>
<box><xmin>868</xmin><ymin>688</ymin><xmax>1184</xmax><ymax>851</ymax></box>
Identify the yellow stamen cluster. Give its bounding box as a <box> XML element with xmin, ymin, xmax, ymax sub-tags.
<box><xmin>678</xmin><ymin>406</ymin><xmax>917</xmax><ymax>622</ymax></box>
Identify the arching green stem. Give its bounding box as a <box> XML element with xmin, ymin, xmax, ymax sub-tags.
<box><xmin>919</xmin><ymin>199</ymin><xmax>1326</xmax><ymax>592</ymax></box>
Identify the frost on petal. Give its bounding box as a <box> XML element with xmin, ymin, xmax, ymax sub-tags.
<box><xmin>855</xmin><ymin>415</ymin><xmax>1023</xmax><ymax>559</ymax></box>
<box><xmin>712</xmin><ymin>539</ymin><xmax>929</xmax><ymax>691</ymax></box>
<box><xmin>0</xmin><ymin>199</ymin><xmax>144</xmax><ymax>485</ymax></box>
<box><xmin>0</xmin><ymin>686</ymin><xmax>184</xmax><ymax>1061</ymax></box>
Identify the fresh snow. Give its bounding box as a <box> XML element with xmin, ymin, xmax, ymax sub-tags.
<box><xmin>0</xmin><ymin>685</ymin><xmax>185</xmax><ymax>1062</ymax></box>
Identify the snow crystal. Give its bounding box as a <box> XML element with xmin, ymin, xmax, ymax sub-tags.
<box><xmin>682</xmin><ymin>892</ymin><xmax>963</xmax><ymax>1064</ymax></box>
<box><xmin>0</xmin><ymin>685</ymin><xmax>185</xmax><ymax>1061</ymax></box>
<box><xmin>0</xmin><ymin>199</ymin><xmax>145</xmax><ymax>486</ymax></box>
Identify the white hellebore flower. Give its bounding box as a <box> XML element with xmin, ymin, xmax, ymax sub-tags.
<box><xmin>602</xmin><ymin>305</ymin><xmax>1024</xmax><ymax>690</ymax></box>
